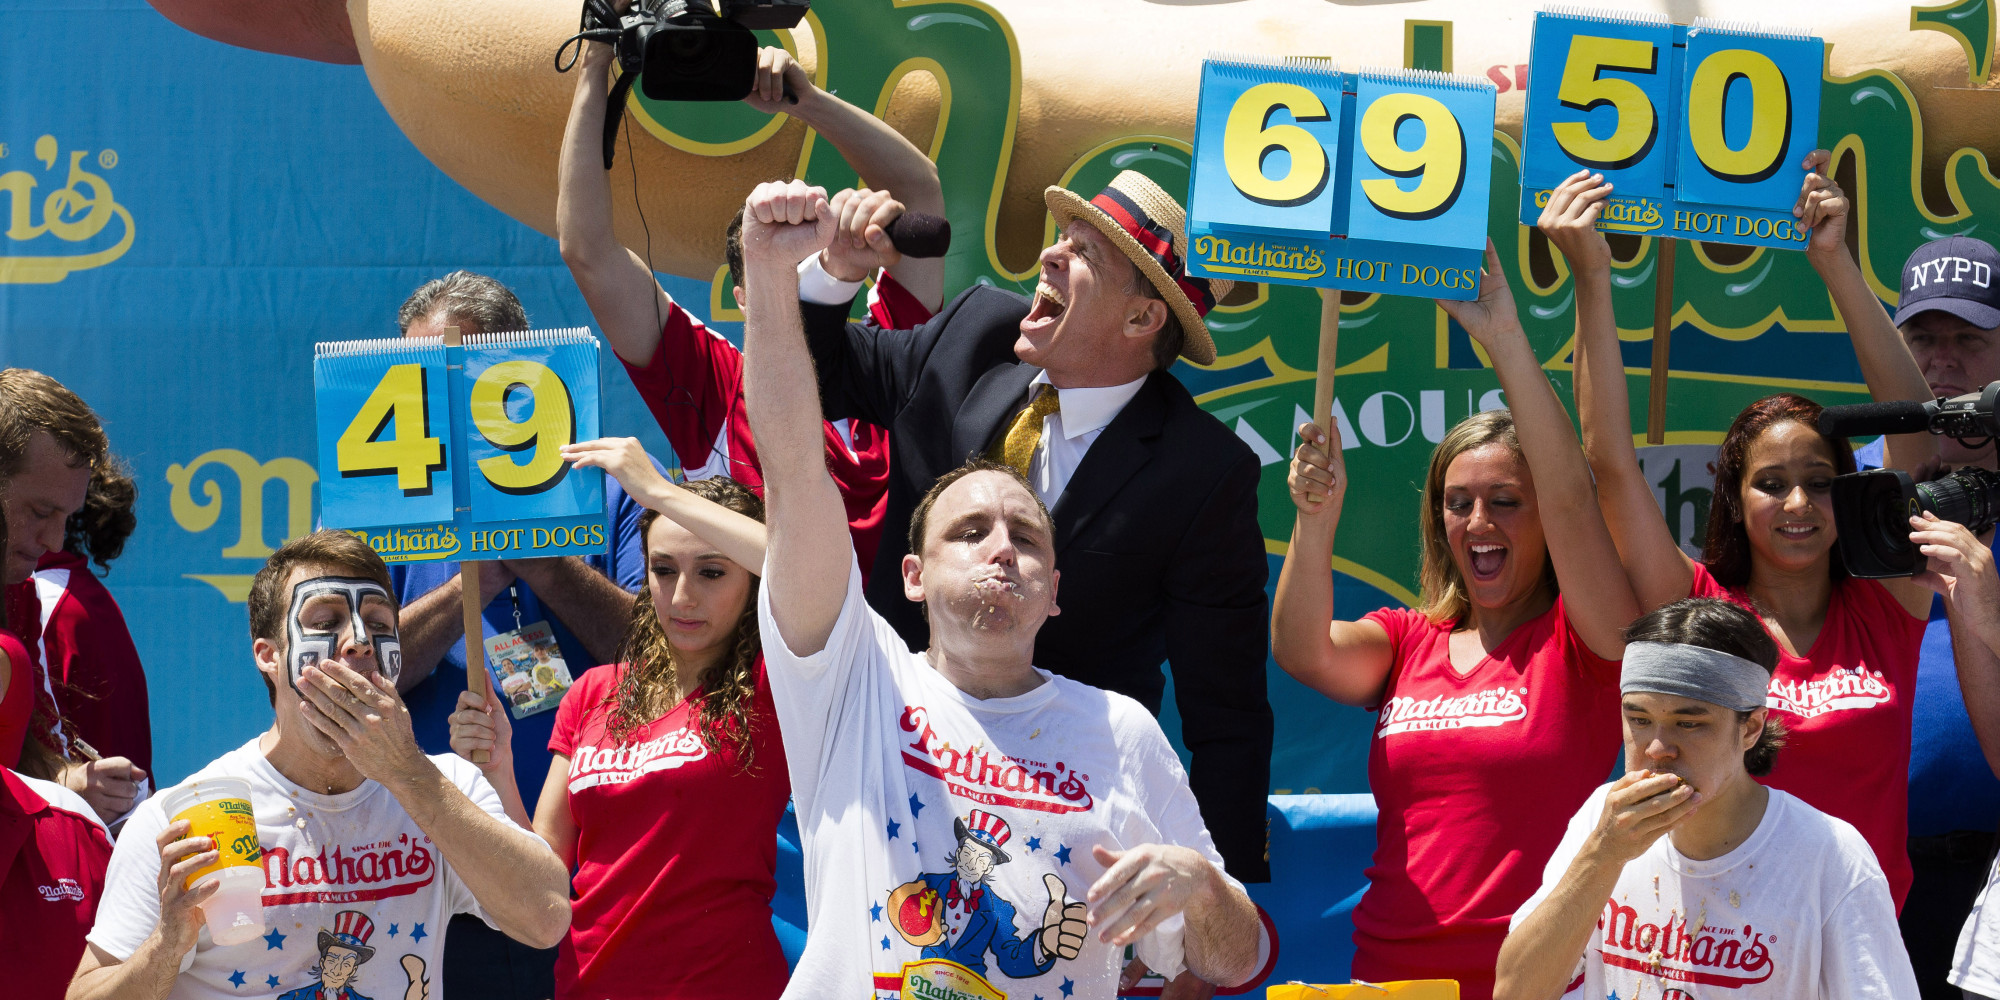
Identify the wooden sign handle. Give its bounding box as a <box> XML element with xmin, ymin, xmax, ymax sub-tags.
<box><xmin>1646</xmin><ymin>238</ymin><xmax>1676</xmax><ymax>445</ymax></box>
<box><xmin>1314</xmin><ymin>290</ymin><xmax>1342</xmax><ymax>436</ymax></box>
<box><xmin>436</xmin><ymin>323</ymin><xmax>494</xmax><ymax>765</ymax></box>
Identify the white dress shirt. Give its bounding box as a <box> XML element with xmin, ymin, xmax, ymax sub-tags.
<box><xmin>799</xmin><ymin>255</ymin><xmax>1145</xmax><ymax>506</ymax></box>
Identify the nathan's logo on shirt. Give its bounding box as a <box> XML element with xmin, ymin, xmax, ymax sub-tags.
<box><xmin>1376</xmin><ymin>686</ymin><xmax>1527</xmax><ymax>737</ymax></box>
<box><xmin>567</xmin><ymin>727</ymin><xmax>708</xmax><ymax>791</ymax></box>
<box><xmin>899</xmin><ymin>706</ymin><xmax>1094</xmax><ymax>814</ymax></box>
<box><xmin>1766</xmin><ymin>667</ymin><xmax>1893</xmax><ymax>719</ymax></box>
<box><xmin>1597</xmin><ymin>901</ymin><xmax>1774</xmax><ymax>988</ymax></box>
<box><xmin>261</xmin><ymin>834</ymin><xmax>437</xmax><ymax>907</ymax></box>
<box><xmin>37</xmin><ymin>878</ymin><xmax>85</xmax><ymax>902</ymax></box>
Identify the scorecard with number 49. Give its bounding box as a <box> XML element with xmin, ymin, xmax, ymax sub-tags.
<box><xmin>1519</xmin><ymin>11</ymin><xmax>1825</xmax><ymax>247</ymax></box>
<box><xmin>1186</xmin><ymin>55</ymin><xmax>1497</xmax><ymax>300</ymax></box>
<box><xmin>313</xmin><ymin>329</ymin><xmax>607</xmax><ymax>563</ymax></box>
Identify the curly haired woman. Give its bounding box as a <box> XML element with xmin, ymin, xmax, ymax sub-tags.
<box><xmin>452</xmin><ymin>438</ymin><xmax>786</xmax><ymax>1000</ymax></box>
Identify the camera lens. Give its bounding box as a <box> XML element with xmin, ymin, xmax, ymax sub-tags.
<box><xmin>1917</xmin><ymin>467</ymin><xmax>2000</xmax><ymax>536</ymax></box>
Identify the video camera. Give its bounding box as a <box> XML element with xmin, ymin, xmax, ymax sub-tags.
<box><xmin>1818</xmin><ymin>382</ymin><xmax>2000</xmax><ymax>577</ymax></box>
<box><xmin>562</xmin><ymin>0</ymin><xmax>811</xmax><ymax>169</ymax></box>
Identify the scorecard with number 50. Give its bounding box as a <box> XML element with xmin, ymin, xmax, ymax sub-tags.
<box><xmin>1519</xmin><ymin>11</ymin><xmax>1824</xmax><ymax>247</ymax></box>
<box><xmin>1187</xmin><ymin>56</ymin><xmax>1497</xmax><ymax>300</ymax></box>
<box><xmin>313</xmin><ymin>329</ymin><xmax>607</xmax><ymax>563</ymax></box>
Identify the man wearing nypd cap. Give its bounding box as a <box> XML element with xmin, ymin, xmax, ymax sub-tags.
<box><xmin>790</xmin><ymin>169</ymin><xmax>1274</xmax><ymax>905</ymax></box>
<box><xmin>1851</xmin><ymin>235</ymin><xmax>2000</xmax><ymax>991</ymax></box>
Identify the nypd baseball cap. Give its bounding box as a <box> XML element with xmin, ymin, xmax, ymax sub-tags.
<box><xmin>1894</xmin><ymin>235</ymin><xmax>2000</xmax><ymax>329</ymax></box>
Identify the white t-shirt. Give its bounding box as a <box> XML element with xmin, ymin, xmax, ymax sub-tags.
<box><xmin>1512</xmin><ymin>783</ymin><xmax>1916</xmax><ymax>999</ymax></box>
<box><xmin>89</xmin><ymin>739</ymin><xmax>521</xmax><ymax>1000</ymax></box>
<box><xmin>1951</xmin><ymin>855</ymin><xmax>2000</xmax><ymax>995</ymax></box>
<box><xmin>760</xmin><ymin>561</ymin><xmax>1238</xmax><ymax>1000</ymax></box>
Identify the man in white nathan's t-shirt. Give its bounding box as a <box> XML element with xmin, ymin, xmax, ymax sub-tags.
<box><xmin>65</xmin><ymin>530</ymin><xmax>570</xmax><ymax>1000</ymax></box>
<box><xmin>735</xmin><ymin>178</ymin><xmax>1262</xmax><ymax>1000</ymax></box>
<box><xmin>1497</xmin><ymin>598</ymin><xmax>1916</xmax><ymax>1000</ymax></box>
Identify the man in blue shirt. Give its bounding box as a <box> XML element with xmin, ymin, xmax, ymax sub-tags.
<box><xmin>1852</xmin><ymin>235</ymin><xmax>2000</xmax><ymax>997</ymax></box>
<box><xmin>384</xmin><ymin>270</ymin><xmax>652</xmax><ymax>1000</ymax></box>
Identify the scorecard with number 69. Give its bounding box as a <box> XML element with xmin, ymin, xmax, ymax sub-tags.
<box><xmin>1186</xmin><ymin>55</ymin><xmax>1497</xmax><ymax>300</ymax></box>
<box><xmin>313</xmin><ymin>329</ymin><xmax>607</xmax><ymax>563</ymax></box>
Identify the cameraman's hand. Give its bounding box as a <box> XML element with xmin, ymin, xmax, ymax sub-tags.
<box><xmin>743</xmin><ymin>180</ymin><xmax>837</xmax><ymax>270</ymax></box>
<box><xmin>1797</xmin><ymin>149</ymin><xmax>1850</xmax><ymax>266</ymax></box>
<box><xmin>819</xmin><ymin>187</ymin><xmax>905</xmax><ymax>283</ymax></box>
<box><xmin>1537</xmin><ymin>170</ymin><xmax>1613</xmax><ymax>274</ymax></box>
<box><xmin>743</xmin><ymin>46</ymin><xmax>810</xmax><ymax>114</ymax></box>
<box><xmin>1912</xmin><ymin>511</ymin><xmax>2000</xmax><ymax>623</ymax></box>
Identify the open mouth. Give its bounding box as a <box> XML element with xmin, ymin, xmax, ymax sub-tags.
<box><xmin>1468</xmin><ymin>543</ymin><xmax>1506</xmax><ymax>581</ymax></box>
<box><xmin>1022</xmin><ymin>281</ymin><xmax>1068</xmax><ymax>332</ymax></box>
<box><xmin>1775</xmin><ymin>523</ymin><xmax>1819</xmax><ymax>542</ymax></box>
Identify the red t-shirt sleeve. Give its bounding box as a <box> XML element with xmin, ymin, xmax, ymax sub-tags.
<box><xmin>0</xmin><ymin>629</ymin><xmax>30</xmax><ymax>769</ymax></box>
<box><xmin>868</xmin><ymin>270</ymin><xmax>935</xmax><ymax>329</ymax></box>
<box><xmin>1848</xmin><ymin>577</ymin><xmax>1931</xmax><ymax>638</ymax></box>
<box><xmin>617</xmin><ymin>298</ymin><xmax>744</xmax><ymax>470</ymax></box>
<box><xmin>549</xmin><ymin>664</ymin><xmax>617</xmax><ymax>758</ymax></box>
<box><xmin>1361</xmin><ymin>606</ymin><xmax>1427</xmax><ymax>664</ymax></box>
<box><xmin>1687</xmin><ymin>561</ymin><xmax>1731</xmax><ymax>600</ymax></box>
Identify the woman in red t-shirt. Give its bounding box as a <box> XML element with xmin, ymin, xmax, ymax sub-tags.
<box><xmin>1548</xmin><ymin>159</ymin><xmax>1956</xmax><ymax>909</ymax></box>
<box><xmin>1273</xmin><ymin>242</ymin><xmax>1638</xmax><ymax>998</ymax></box>
<box><xmin>451</xmin><ymin>451</ymin><xmax>789</xmax><ymax>1000</ymax></box>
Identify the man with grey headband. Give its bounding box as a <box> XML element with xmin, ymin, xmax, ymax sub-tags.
<box><xmin>1496</xmin><ymin>598</ymin><xmax>1916</xmax><ymax>1000</ymax></box>
<box><xmin>69</xmin><ymin>530</ymin><xmax>569</xmax><ymax>1000</ymax></box>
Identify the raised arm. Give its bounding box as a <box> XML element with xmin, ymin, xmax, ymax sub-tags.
<box><xmin>1798</xmin><ymin>149</ymin><xmax>1939</xmax><ymax>617</ymax></box>
<box><xmin>561</xmin><ymin>437</ymin><xmax>769</xmax><ymax>572</ymax></box>
<box><xmin>556</xmin><ymin>40</ymin><xmax>676</xmax><ymax>368</ymax></box>
<box><xmin>740</xmin><ymin>181</ymin><xmax>851</xmax><ymax>655</ymax></box>
<box><xmin>1439</xmin><ymin>241</ymin><xmax>1639</xmax><ymax>658</ymax></box>
<box><xmin>1543</xmin><ymin>171</ymin><xmax>1696</xmax><ymax>611</ymax></box>
<box><xmin>1911</xmin><ymin>513</ymin><xmax>2000</xmax><ymax>778</ymax></box>
<box><xmin>1269</xmin><ymin>417</ymin><xmax>1397</xmax><ymax>707</ymax></box>
<box><xmin>745</xmin><ymin>48</ymin><xmax>944</xmax><ymax>312</ymax></box>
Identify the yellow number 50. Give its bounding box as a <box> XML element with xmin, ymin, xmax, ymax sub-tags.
<box><xmin>1358</xmin><ymin>93</ymin><xmax>1466</xmax><ymax>221</ymax></box>
<box><xmin>1223</xmin><ymin>82</ymin><xmax>1331</xmax><ymax>207</ymax></box>
<box><xmin>470</xmin><ymin>360</ymin><xmax>575</xmax><ymax>495</ymax></box>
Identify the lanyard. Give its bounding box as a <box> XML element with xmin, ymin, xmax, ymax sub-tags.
<box><xmin>508</xmin><ymin>584</ymin><xmax>524</xmax><ymax>631</ymax></box>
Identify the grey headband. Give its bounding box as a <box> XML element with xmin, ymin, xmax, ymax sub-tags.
<box><xmin>1620</xmin><ymin>642</ymin><xmax>1770</xmax><ymax>713</ymax></box>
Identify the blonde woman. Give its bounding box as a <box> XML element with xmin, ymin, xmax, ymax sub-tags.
<box><xmin>1272</xmin><ymin>244</ymin><xmax>1638</xmax><ymax>998</ymax></box>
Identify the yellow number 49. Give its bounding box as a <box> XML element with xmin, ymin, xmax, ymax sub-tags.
<box><xmin>335</xmin><ymin>363</ymin><xmax>446</xmax><ymax>495</ymax></box>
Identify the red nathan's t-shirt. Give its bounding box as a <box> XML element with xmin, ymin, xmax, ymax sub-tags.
<box><xmin>1687</xmin><ymin>562</ymin><xmax>1925</xmax><ymax>908</ymax></box>
<box><xmin>619</xmin><ymin>274</ymin><xmax>932</xmax><ymax>579</ymax></box>
<box><xmin>2</xmin><ymin>767</ymin><xmax>112</xmax><ymax>1000</ymax></box>
<box><xmin>1353</xmin><ymin>597</ymin><xmax>1622</xmax><ymax>1000</ymax></box>
<box><xmin>547</xmin><ymin>657</ymin><xmax>791</xmax><ymax>1000</ymax></box>
<box><xmin>0</xmin><ymin>628</ymin><xmax>30</xmax><ymax>769</ymax></box>
<box><xmin>28</xmin><ymin>551</ymin><xmax>152</xmax><ymax>772</ymax></box>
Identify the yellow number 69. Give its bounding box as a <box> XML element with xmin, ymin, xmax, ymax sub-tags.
<box><xmin>1222</xmin><ymin>82</ymin><xmax>1332</xmax><ymax>207</ymax></box>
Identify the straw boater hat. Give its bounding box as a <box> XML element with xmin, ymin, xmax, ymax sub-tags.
<box><xmin>1044</xmin><ymin>171</ymin><xmax>1234</xmax><ymax>366</ymax></box>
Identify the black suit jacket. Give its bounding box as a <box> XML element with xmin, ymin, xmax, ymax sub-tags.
<box><xmin>803</xmin><ymin>285</ymin><xmax>1274</xmax><ymax>881</ymax></box>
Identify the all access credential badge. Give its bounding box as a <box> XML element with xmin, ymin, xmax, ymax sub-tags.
<box><xmin>873</xmin><ymin>959</ymin><xmax>1007</xmax><ymax>1000</ymax></box>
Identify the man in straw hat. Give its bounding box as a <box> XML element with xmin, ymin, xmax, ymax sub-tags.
<box><xmin>736</xmin><ymin>177</ymin><xmax>1262</xmax><ymax>1000</ymax></box>
<box><xmin>790</xmin><ymin>169</ymin><xmax>1274</xmax><ymax>895</ymax></box>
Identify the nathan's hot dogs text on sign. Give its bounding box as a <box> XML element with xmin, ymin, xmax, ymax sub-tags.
<box><xmin>1188</xmin><ymin>55</ymin><xmax>1497</xmax><ymax>300</ymax></box>
<box><xmin>160</xmin><ymin>776</ymin><xmax>267</xmax><ymax>946</ymax></box>
<box><xmin>313</xmin><ymin>328</ymin><xmax>607</xmax><ymax>563</ymax></box>
<box><xmin>1520</xmin><ymin>10</ymin><xmax>1825</xmax><ymax>247</ymax></box>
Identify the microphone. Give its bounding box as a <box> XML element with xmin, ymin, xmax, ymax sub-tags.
<box><xmin>1818</xmin><ymin>400</ymin><xmax>1934</xmax><ymax>438</ymax></box>
<box><xmin>884</xmin><ymin>212</ymin><xmax>951</xmax><ymax>258</ymax></box>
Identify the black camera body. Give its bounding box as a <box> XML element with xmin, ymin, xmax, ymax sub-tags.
<box><xmin>1820</xmin><ymin>381</ymin><xmax>2000</xmax><ymax>577</ymax></box>
<box><xmin>566</xmin><ymin>0</ymin><xmax>810</xmax><ymax>168</ymax></box>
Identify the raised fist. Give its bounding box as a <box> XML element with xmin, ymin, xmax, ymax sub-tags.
<box><xmin>1039</xmin><ymin>872</ymin><xmax>1088</xmax><ymax>961</ymax></box>
<box><xmin>742</xmin><ymin>179</ymin><xmax>836</xmax><ymax>270</ymax></box>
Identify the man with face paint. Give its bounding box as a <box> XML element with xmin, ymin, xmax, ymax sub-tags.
<box><xmin>1497</xmin><ymin>598</ymin><xmax>1916</xmax><ymax>1000</ymax></box>
<box><xmin>68</xmin><ymin>530</ymin><xmax>570</xmax><ymax>1000</ymax></box>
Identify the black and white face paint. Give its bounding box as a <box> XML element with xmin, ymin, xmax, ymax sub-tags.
<box><xmin>284</xmin><ymin>577</ymin><xmax>401</xmax><ymax>690</ymax></box>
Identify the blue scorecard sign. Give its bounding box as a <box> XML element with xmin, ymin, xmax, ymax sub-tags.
<box><xmin>1187</xmin><ymin>56</ymin><xmax>1497</xmax><ymax>300</ymax></box>
<box><xmin>1520</xmin><ymin>11</ymin><xmax>1824</xmax><ymax>247</ymax></box>
<box><xmin>313</xmin><ymin>329</ymin><xmax>607</xmax><ymax>563</ymax></box>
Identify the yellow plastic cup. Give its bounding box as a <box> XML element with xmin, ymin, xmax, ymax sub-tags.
<box><xmin>160</xmin><ymin>776</ymin><xmax>266</xmax><ymax>946</ymax></box>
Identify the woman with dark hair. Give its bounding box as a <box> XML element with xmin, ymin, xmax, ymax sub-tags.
<box><xmin>1274</xmin><ymin>242</ymin><xmax>1638</xmax><ymax>997</ymax></box>
<box><xmin>1547</xmin><ymin>154</ymin><xmax>1962</xmax><ymax>909</ymax></box>
<box><xmin>451</xmin><ymin>439</ymin><xmax>787</xmax><ymax>1000</ymax></box>
<box><xmin>1498</xmin><ymin>597</ymin><xmax>1917</xmax><ymax>999</ymax></box>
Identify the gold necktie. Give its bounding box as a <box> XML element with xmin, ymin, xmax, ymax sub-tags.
<box><xmin>993</xmin><ymin>385</ymin><xmax>1061</xmax><ymax>477</ymax></box>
